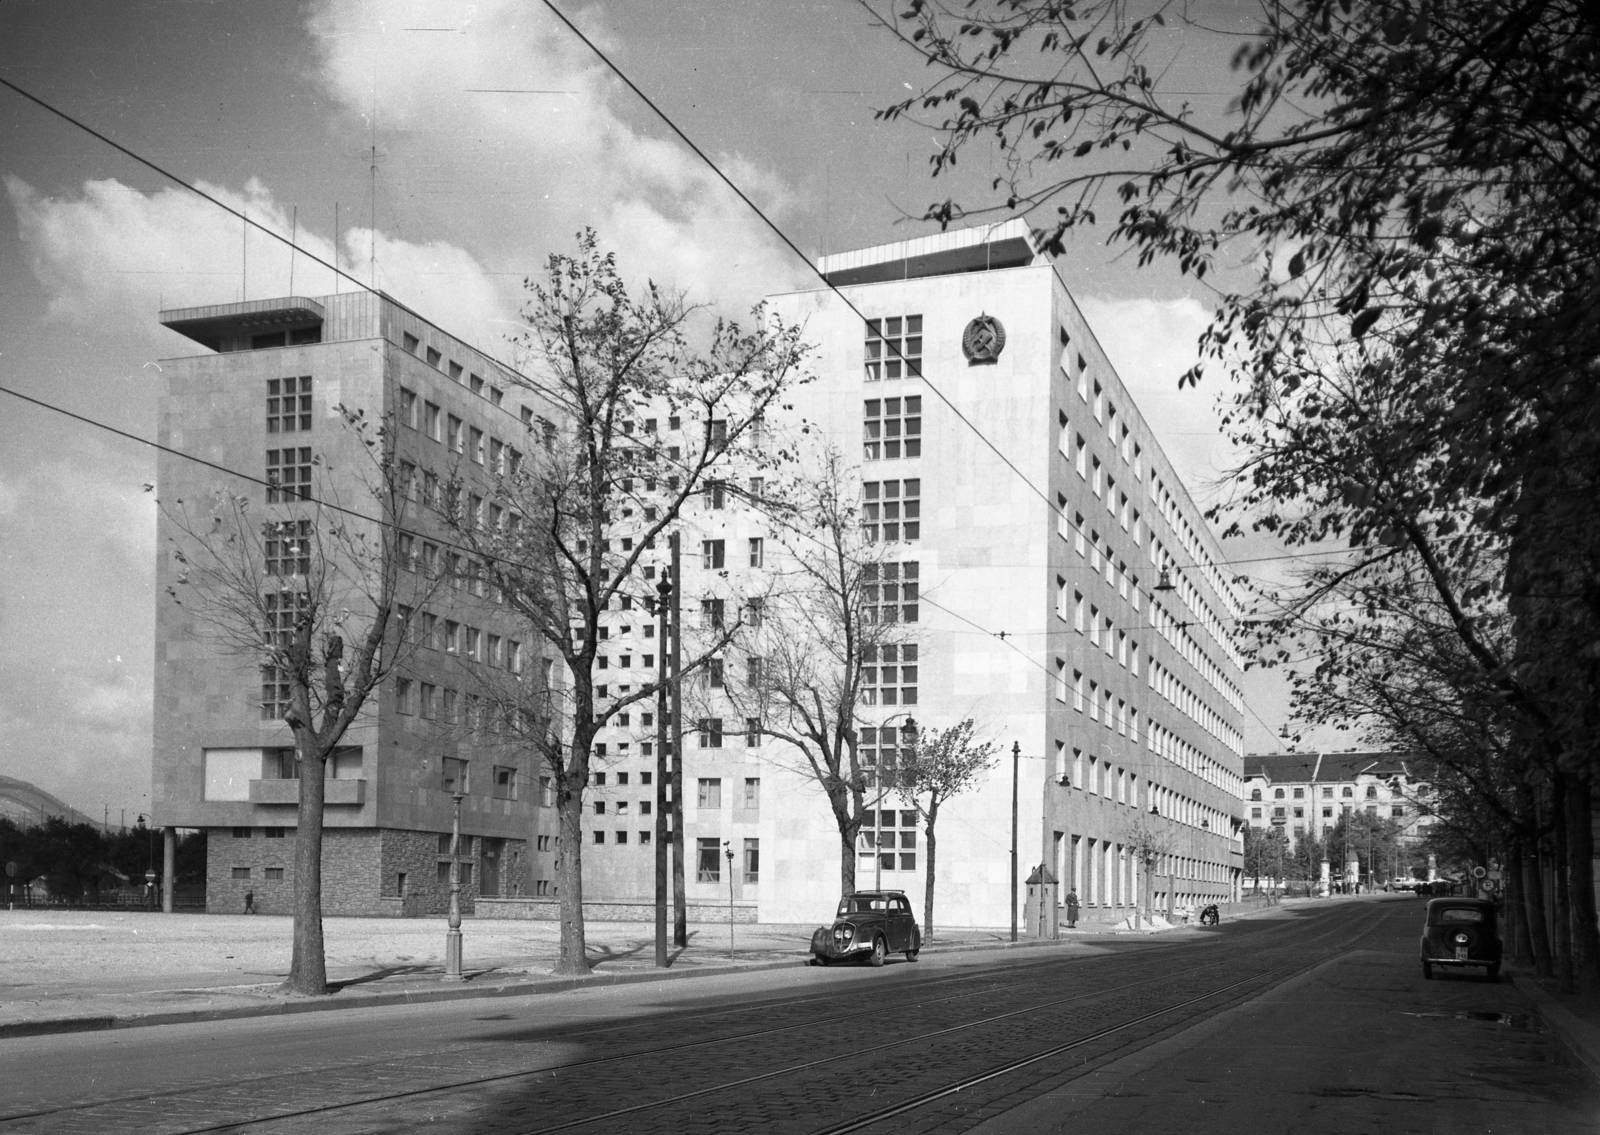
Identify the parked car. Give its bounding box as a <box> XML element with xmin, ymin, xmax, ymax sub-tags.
<box><xmin>810</xmin><ymin>890</ymin><xmax>921</xmax><ymax>967</ymax></box>
<box><xmin>1420</xmin><ymin>896</ymin><xmax>1501</xmax><ymax>981</ymax></box>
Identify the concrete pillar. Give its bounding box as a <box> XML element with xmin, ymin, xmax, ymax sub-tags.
<box><xmin>162</xmin><ymin>826</ymin><xmax>176</xmax><ymax>913</ymax></box>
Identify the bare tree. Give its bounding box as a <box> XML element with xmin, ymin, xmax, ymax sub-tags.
<box><xmin>895</xmin><ymin>719</ymin><xmax>998</xmax><ymax>940</ymax></box>
<box><xmin>161</xmin><ymin>409</ymin><xmax>431</xmax><ymax>994</ymax></box>
<box><xmin>443</xmin><ymin>231</ymin><xmax>809</xmax><ymax>975</ymax></box>
<box><xmin>1123</xmin><ymin>814</ymin><xmax>1176</xmax><ymax>925</ymax></box>
<box><xmin>726</xmin><ymin>448</ymin><xmax>910</xmax><ymax>897</ymax></box>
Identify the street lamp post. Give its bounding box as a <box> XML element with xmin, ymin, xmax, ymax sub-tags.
<box><xmin>443</xmin><ymin>789</ymin><xmax>465</xmax><ymax>981</ymax></box>
<box><xmin>869</xmin><ymin>717</ymin><xmax>917</xmax><ymax>893</ymax></box>
<box><xmin>724</xmin><ymin>841</ymin><xmax>735</xmax><ymax>961</ymax></box>
<box><xmin>1010</xmin><ymin>741</ymin><xmax>1020</xmax><ymax>943</ymax></box>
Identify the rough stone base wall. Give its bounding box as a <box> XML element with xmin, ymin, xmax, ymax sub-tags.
<box><xmin>205</xmin><ymin>828</ymin><xmax>524</xmax><ymax>917</ymax></box>
<box><xmin>477</xmin><ymin>897</ymin><xmax>758</xmax><ymax>923</ymax></box>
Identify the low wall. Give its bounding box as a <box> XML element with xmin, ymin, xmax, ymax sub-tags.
<box><xmin>476</xmin><ymin>897</ymin><xmax>759</xmax><ymax>923</ymax></box>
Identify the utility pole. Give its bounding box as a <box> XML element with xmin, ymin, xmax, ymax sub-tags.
<box><xmin>654</xmin><ymin>570</ymin><xmax>672</xmax><ymax>967</ymax></box>
<box><xmin>1010</xmin><ymin>740</ymin><xmax>1020</xmax><ymax>943</ymax></box>
<box><xmin>670</xmin><ymin>533</ymin><xmax>687</xmax><ymax>948</ymax></box>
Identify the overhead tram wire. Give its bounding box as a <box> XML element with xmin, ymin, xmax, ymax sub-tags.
<box><xmin>0</xmin><ymin>75</ymin><xmax>573</xmax><ymax>417</ymax></box>
<box><xmin>5</xmin><ymin>57</ymin><xmax>1286</xmax><ymax>664</ymax></box>
<box><xmin>6</xmin><ymin>60</ymin><xmax>1270</xmax><ymax>623</ymax></box>
<box><xmin>534</xmin><ymin>0</ymin><xmax>1286</xmax><ymax>629</ymax></box>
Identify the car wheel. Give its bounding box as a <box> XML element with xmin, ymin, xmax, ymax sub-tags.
<box><xmin>906</xmin><ymin>930</ymin><xmax>921</xmax><ymax>961</ymax></box>
<box><xmin>1422</xmin><ymin>961</ymin><xmax>1433</xmax><ymax>980</ymax></box>
<box><xmin>1486</xmin><ymin>963</ymin><xmax>1500</xmax><ymax>982</ymax></box>
<box><xmin>869</xmin><ymin>936</ymin><xmax>887</xmax><ymax>967</ymax></box>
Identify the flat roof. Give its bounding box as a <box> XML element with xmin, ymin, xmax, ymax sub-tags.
<box><xmin>159</xmin><ymin>297</ymin><xmax>326</xmax><ymax>351</ymax></box>
<box><xmin>817</xmin><ymin>219</ymin><xmax>1038</xmax><ymax>286</ymax></box>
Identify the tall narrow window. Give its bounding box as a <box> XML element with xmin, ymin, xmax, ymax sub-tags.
<box><xmin>862</xmin><ymin>561</ymin><xmax>918</xmax><ymax>622</ymax></box>
<box><xmin>267</xmin><ymin>376</ymin><xmax>313</xmax><ymax>434</ymax></box>
<box><xmin>864</xmin><ymin>315</ymin><xmax>922</xmax><ymax>381</ymax></box>
<box><xmin>748</xmin><ymin>537</ymin><xmax>764</xmax><ymax>567</ymax></box>
<box><xmin>863</xmin><ymin>397</ymin><xmax>922</xmax><ymax>460</ymax></box>
<box><xmin>862</xmin><ymin>479</ymin><xmax>921</xmax><ymax>541</ymax></box>
<box><xmin>266</xmin><ymin>447</ymin><xmax>313</xmax><ymax>502</ymax></box>
<box><xmin>702</xmin><ymin>540</ymin><xmax>725</xmax><ymax>570</ymax></box>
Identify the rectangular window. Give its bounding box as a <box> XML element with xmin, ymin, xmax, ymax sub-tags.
<box><xmin>702</xmin><ymin>540</ymin><xmax>725</xmax><ymax>570</ymax></box>
<box><xmin>862</xmin><ymin>561</ymin><xmax>918</xmax><ymax>623</ymax></box>
<box><xmin>748</xmin><ymin>537</ymin><xmax>764</xmax><ymax>567</ymax></box>
<box><xmin>403</xmin><ymin>332</ymin><xmax>419</xmax><ymax>354</ymax></box>
<box><xmin>400</xmin><ymin>387</ymin><xmax>418</xmax><ymax>429</ymax></box>
<box><xmin>744</xmin><ymin>838</ymin><xmax>760</xmax><ymax>884</ymax></box>
<box><xmin>539</xmin><ymin>776</ymin><xmax>554</xmax><ymax>806</ymax></box>
<box><xmin>862</xmin><ymin>479</ymin><xmax>921</xmax><ymax>541</ymax></box>
<box><xmin>425</xmin><ymin>346</ymin><xmax>442</xmax><ymax>369</ymax></box>
<box><xmin>698</xmin><ymin>718</ymin><xmax>724</xmax><ymax>748</ymax></box>
<box><xmin>493</xmin><ymin>766</ymin><xmax>518</xmax><ymax>800</ymax></box>
<box><xmin>864</xmin><ymin>314</ymin><xmax>922</xmax><ymax>381</ymax></box>
<box><xmin>701</xmin><ymin>597</ymin><xmax>726</xmax><ymax>629</ymax></box>
<box><xmin>860</xmin><ymin>642</ymin><xmax>918</xmax><ymax>705</ymax></box>
<box><xmin>267</xmin><ymin>376</ymin><xmax>313</xmax><ymax>434</ymax></box>
<box><xmin>232</xmin><ymin>866</ymin><xmax>251</xmax><ymax>879</ymax></box>
<box><xmin>697</xmin><ymin>838</ymin><xmax>722</xmax><ymax>882</ymax></box>
<box><xmin>469</xmin><ymin>426</ymin><xmax>484</xmax><ymax>464</ymax></box>
<box><xmin>266</xmin><ymin>447</ymin><xmax>313</xmax><ymax>503</ymax></box>
<box><xmin>447</xmin><ymin>415</ymin><xmax>463</xmax><ymax>454</ymax></box>
<box><xmin>698</xmin><ymin>778</ymin><xmax>722</xmax><ymax>809</ymax></box>
<box><xmin>263</xmin><ymin>520</ymin><xmax>312</xmax><ymax>576</ymax></box>
<box><xmin>743</xmin><ymin>777</ymin><xmax>760</xmax><ymax>808</ymax></box>
<box><xmin>863</xmin><ymin>396</ymin><xmax>922</xmax><ymax>460</ymax></box>
<box><xmin>425</xmin><ymin>402</ymin><xmax>441</xmax><ymax>441</ymax></box>
<box><xmin>419</xmin><ymin>682</ymin><xmax>437</xmax><ymax>719</ymax></box>
<box><xmin>745</xmin><ymin>717</ymin><xmax>762</xmax><ymax>747</ymax></box>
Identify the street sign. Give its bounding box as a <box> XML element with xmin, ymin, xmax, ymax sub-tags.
<box><xmin>1472</xmin><ymin>866</ymin><xmax>1488</xmax><ymax>879</ymax></box>
<box><xmin>4</xmin><ymin>861</ymin><xmax>15</xmax><ymax>878</ymax></box>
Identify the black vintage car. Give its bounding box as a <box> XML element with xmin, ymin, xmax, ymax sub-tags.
<box><xmin>1420</xmin><ymin>896</ymin><xmax>1502</xmax><ymax>981</ymax></box>
<box><xmin>810</xmin><ymin>890</ymin><xmax>922</xmax><ymax>967</ymax></box>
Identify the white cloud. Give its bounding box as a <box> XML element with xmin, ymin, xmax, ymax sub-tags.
<box><xmin>306</xmin><ymin>0</ymin><xmax>811</xmax><ymax>314</ymax></box>
<box><xmin>5</xmin><ymin>174</ymin><xmax>516</xmax><ymax>358</ymax></box>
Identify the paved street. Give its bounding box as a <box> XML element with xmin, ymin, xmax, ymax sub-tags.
<box><xmin>0</xmin><ymin>898</ymin><xmax>1593</xmax><ymax>1134</ymax></box>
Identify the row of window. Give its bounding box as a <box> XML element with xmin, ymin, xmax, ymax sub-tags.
<box><xmin>400</xmin><ymin>333</ymin><xmax>507</xmax><ymax>408</ymax></box>
<box><xmin>1253</xmin><ymin>784</ymin><xmax>1401</xmax><ymax>801</ymax></box>
<box><xmin>1256</xmin><ymin>805</ymin><xmax>1407</xmax><ymax>820</ymax></box>
<box><xmin>400</xmin><ymin>387</ymin><xmax>521</xmax><ymax>474</ymax></box>
<box><xmin>396</xmin><ymin>607</ymin><xmax>522</xmax><ymax>669</ymax></box>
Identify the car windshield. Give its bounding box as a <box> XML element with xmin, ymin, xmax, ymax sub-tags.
<box><xmin>839</xmin><ymin>897</ymin><xmax>889</xmax><ymax>915</ymax></box>
<box><xmin>1438</xmin><ymin>908</ymin><xmax>1485</xmax><ymax>924</ymax></box>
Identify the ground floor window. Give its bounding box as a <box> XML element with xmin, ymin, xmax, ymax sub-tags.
<box><xmin>697</xmin><ymin>837</ymin><xmax>721</xmax><ymax>882</ymax></box>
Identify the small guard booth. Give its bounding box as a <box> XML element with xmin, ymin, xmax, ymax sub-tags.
<box><xmin>1025</xmin><ymin>863</ymin><xmax>1060</xmax><ymax>939</ymax></box>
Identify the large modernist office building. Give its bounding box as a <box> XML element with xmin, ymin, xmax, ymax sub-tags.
<box><xmin>152</xmin><ymin>220</ymin><xmax>1248</xmax><ymax>926</ymax></box>
<box><xmin>151</xmin><ymin>291</ymin><xmax>559</xmax><ymax>916</ymax></box>
<box><xmin>733</xmin><ymin>220</ymin><xmax>1249</xmax><ymax>925</ymax></box>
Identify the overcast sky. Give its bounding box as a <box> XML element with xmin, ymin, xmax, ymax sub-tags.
<box><xmin>0</xmin><ymin>0</ymin><xmax>1317</xmax><ymax>822</ymax></box>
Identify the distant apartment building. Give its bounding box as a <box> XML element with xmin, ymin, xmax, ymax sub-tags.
<box><xmin>151</xmin><ymin>292</ymin><xmax>560</xmax><ymax>916</ymax></box>
<box><xmin>1242</xmin><ymin>750</ymin><xmax>1434</xmax><ymax>846</ymax></box>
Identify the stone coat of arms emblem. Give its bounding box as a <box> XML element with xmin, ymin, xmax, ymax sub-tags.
<box><xmin>962</xmin><ymin>314</ymin><xmax>1006</xmax><ymax>364</ymax></box>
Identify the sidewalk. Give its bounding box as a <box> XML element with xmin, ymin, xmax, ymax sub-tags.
<box><xmin>0</xmin><ymin>909</ymin><xmax>1142</xmax><ymax>1037</ymax></box>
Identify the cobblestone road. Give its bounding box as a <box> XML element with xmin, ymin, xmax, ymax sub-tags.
<box><xmin>0</xmin><ymin>900</ymin><xmax>1589</xmax><ymax>1134</ymax></box>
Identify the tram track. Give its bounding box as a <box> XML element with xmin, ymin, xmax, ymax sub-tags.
<box><xmin>0</xmin><ymin>902</ymin><xmax>1388</xmax><ymax>1135</ymax></box>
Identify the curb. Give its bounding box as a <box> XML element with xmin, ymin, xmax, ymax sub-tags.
<box><xmin>0</xmin><ymin>930</ymin><xmax>1115</xmax><ymax>1039</ymax></box>
<box><xmin>1510</xmin><ymin>972</ymin><xmax>1600</xmax><ymax>1081</ymax></box>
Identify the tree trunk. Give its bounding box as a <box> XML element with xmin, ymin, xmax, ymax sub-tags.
<box><xmin>922</xmin><ymin>799</ymin><xmax>940</xmax><ymax>940</ymax></box>
<box><xmin>1523</xmin><ymin>842</ymin><xmax>1555</xmax><ymax>978</ymax></box>
<box><xmin>285</xmin><ymin>736</ymin><xmax>328</xmax><ymax>995</ymax></box>
<box><xmin>839</xmin><ymin>822</ymin><xmax>858</xmax><ymax>896</ymax></box>
<box><xmin>1553</xmin><ymin>772</ymin><xmax>1575</xmax><ymax>992</ymax></box>
<box><xmin>1565</xmin><ymin>771</ymin><xmax>1600</xmax><ymax>990</ymax></box>
<box><xmin>554</xmin><ymin>766</ymin><xmax>590</xmax><ymax>976</ymax></box>
<box><xmin>1506</xmin><ymin>843</ymin><xmax>1528</xmax><ymax>966</ymax></box>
